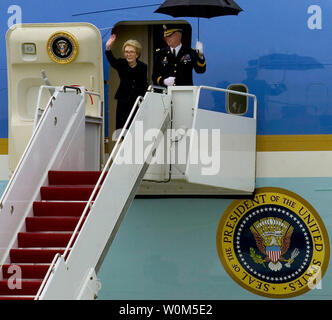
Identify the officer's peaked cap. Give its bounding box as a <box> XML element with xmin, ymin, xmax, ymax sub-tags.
<box><xmin>163</xmin><ymin>24</ymin><xmax>183</xmax><ymax>37</ymax></box>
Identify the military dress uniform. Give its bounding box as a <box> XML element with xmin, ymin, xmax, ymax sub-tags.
<box><xmin>152</xmin><ymin>46</ymin><xmax>206</xmax><ymax>87</ymax></box>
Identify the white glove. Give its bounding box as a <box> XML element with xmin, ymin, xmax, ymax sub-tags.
<box><xmin>196</xmin><ymin>40</ymin><xmax>203</xmax><ymax>56</ymax></box>
<box><xmin>164</xmin><ymin>76</ymin><xmax>175</xmax><ymax>86</ymax></box>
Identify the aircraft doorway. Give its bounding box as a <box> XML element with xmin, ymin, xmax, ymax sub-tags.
<box><xmin>106</xmin><ymin>21</ymin><xmax>192</xmax><ymax>153</ymax></box>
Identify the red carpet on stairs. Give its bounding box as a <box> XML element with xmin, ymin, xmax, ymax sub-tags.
<box><xmin>0</xmin><ymin>170</ymin><xmax>101</xmax><ymax>300</ymax></box>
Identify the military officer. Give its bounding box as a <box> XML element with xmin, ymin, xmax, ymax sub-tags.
<box><xmin>152</xmin><ymin>25</ymin><xmax>206</xmax><ymax>87</ymax></box>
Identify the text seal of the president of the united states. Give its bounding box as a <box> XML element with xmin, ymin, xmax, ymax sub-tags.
<box><xmin>216</xmin><ymin>187</ymin><xmax>330</xmax><ymax>298</ymax></box>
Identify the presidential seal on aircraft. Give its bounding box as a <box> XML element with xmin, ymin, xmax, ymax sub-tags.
<box><xmin>217</xmin><ymin>187</ymin><xmax>330</xmax><ymax>298</ymax></box>
<box><xmin>47</xmin><ymin>31</ymin><xmax>79</xmax><ymax>64</ymax></box>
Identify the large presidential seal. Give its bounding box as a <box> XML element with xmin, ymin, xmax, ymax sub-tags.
<box><xmin>216</xmin><ymin>187</ymin><xmax>330</xmax><ymax>298</ymax></box>
<box><xmin>47</xmin><ymin>31</ymin><xmax>79</xmax><ymax>64</ymax></box>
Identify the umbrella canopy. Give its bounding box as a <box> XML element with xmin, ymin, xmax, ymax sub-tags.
<box><xmin>154</xmin><ymin>0</ymin><xmax>243</xmax><ymax>19</ymax></box>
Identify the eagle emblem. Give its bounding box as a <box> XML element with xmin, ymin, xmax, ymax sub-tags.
<box><xmin>250</xmin><ymin>217</ymin><xmax>299</xmax><ymax>271</ymax></box>
<box><xmin>56</xmin><ymin>39</ymin><xmax>70</xmax><ymax>57</ymax></box>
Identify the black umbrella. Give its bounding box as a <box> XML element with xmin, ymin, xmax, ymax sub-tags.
<box><xmin>154</xmin><ymin>0</ymin><xmax>243</xmax><ymax>39</ymax></box>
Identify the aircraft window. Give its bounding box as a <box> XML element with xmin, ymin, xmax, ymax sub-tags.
<box><xmin>226</xmin><ymin>84</ymin><xmax>248</xmax><ymax>115</ymax></box>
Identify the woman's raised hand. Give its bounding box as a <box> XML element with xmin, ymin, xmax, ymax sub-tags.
<box><xmin>106</xmin><ymin>34</ymin><xmax>117</xmax><ymax>50</ymax></box>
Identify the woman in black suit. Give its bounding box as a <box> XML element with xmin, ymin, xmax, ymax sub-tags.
<box><xmin>105</xmin><ymin>34</ymin><xmax>148</xmax><ymax>135</ymax></box>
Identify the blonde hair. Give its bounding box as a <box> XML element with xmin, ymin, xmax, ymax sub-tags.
<box><xmin>122</xmin><ymin>39</ymin><xmax>142</xmax><ymax>58</ymax></box>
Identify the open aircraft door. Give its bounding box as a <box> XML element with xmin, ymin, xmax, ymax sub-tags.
<box><xmin>6</xmin><ymin>23</ymin><xmax>104</xmax><ymax>174</ymax></box>
<box><xmin>184</xmin><ymin>86</ymin><xmax>257</xmax><ymax>193</ymax></box>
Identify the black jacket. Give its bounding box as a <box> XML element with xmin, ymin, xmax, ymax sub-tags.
<box><xmin>152</xmin><ymin>45</ymin><xmax>206</xmax><ymax>87</ymax></box>
<box><xmin>105</xmin><ymin>49</ymin><xmax>148</xmax><ymax>102</ymax></box>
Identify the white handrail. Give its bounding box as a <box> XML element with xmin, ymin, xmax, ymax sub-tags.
<box><xmin>0</xmin><ymin>86</ymin><xmax>60</xmax><ymax>209</ymax></box>
<box><xmin>197</xmin><ymin>85</ymin><xmax>258</xmax><ymax>119</ymax></box>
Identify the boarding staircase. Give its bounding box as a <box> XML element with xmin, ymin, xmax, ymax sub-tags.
<box><xmin>0</xmin><ymin>85</ymin><xmax>170</xmax><ymax>299</ymax></box>
<box><xmin>0</xmin><ymin>84</ymin><xmax>256</xmax><ymax>299</ymax></box>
